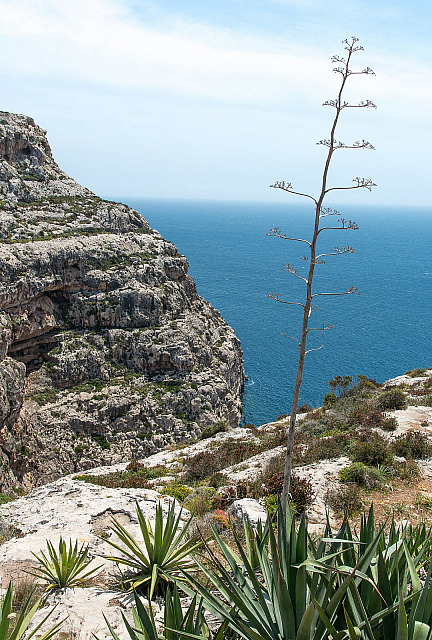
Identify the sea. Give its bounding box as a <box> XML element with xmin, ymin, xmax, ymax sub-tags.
<box><xmin>115</xmin><ymin>198</ymin><xmax>432</xmax><ymax>427</ymax></box>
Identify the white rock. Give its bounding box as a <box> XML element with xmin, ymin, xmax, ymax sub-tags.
<box><xmin>30</xmin><ymin>588</ymin><xmax>135</xmax><ymax>640</ymax></box>
<box><xmin>231</xmin><ymin>498</ymin><xmax>267</xmax><ymax>526</ymax></box>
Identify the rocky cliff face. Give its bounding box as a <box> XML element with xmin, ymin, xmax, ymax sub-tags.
<box><xmin>0</xmin><ymin>112</ymin><xmax>244</xmax><ymax>491</ymax></box>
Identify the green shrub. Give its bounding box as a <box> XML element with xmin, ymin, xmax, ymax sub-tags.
<box><xmin>199</xmin><ymin>421</ymin><xmax>228</xmax><ymax>440</ymax></box>
<box><xmin>338</xmin><ymin>462</ymin><xmax>383</xmax><ymax>488</ymax></box>
<box><xmin>30</xmin><ymin>388</ymin><xmax>59</xmax><ymax>405</ymax></box>
<box><xmin>260</xmin><ymin>466</ymin><xmax>313</xmax><ymax>515</ymax></box>
<box><xmin>184</xmin><ymin>451</ymin><xmax>222</xmax><ymax>480</ymax></box>
<box><xmin>91</xmin><ymin>433</ymin><xmax>110</xmax><ymax>449</ymax></box>
<box><xmin>323</xmin><ymin>392</ymin><xmax>337</xmax><ymax>407</ymax></box>
<box><xmin>206</xmin><ymin>472</ymin><xmax>228</xmax><ymax>489</ymax></box>
<box><xmin>392</xmin><ymin>432</ymin><xmax>432</xmax><ymax>459</ymax></box>
<box><xmin>185</xmin><ymin>438</ymin><xmax>265</xmax><ymax>480</ymax></box>
<box><xmin>324</xmin><ymin>484</ymin><xmax>363</xmax><ymax>517</ymax></box>
<box><xmin>405</xmin><ymin>368</ymin><xmax>427</xmax><ymax>377</ymax></box>
<box><xmin>159</xmin><ymin>482</ymin><xmax>192</xmax><ymax>503</ymax></box>
<box><xmin>294</xmin><ymin>431</ymin><xmax>349</xmax><ymax>465</ymax></box>
<box><xmin>347</xmin><ymin>375</ymin><xmax>380</xmax><ymax>396</ymax></box>
<box><xmin>74</xmin><ymin>462</ymin><xmax>167</xmax><ymax>489</ymax></box>
<box><xmin>216</xmin><ymin>439</ymin><xmax>264</xmax><ymax>466</ymax></box>
<box><xmin>350</xmin><ymin>430</ymin><xmax>393</xmax><ymax>467</ymax></box>
<box><xmin>377</xmin><ymin>388</ymin><xmax>407</xmax><ymax>411</ymax></box>
<box><xmin>183</xmin><ymin>487</ymin><xmax>218</xmax><ymax>516</ymax></box>
<box><xmin>381</xmin><ymin>416</ymin><xmax>398</xmax><ymax>431</ymax></box>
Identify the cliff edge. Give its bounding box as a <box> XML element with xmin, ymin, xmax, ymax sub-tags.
<box><xmin>0</xmin><ymin>111</ymin><xmax>244</xmax><ymax>491</ymax></box>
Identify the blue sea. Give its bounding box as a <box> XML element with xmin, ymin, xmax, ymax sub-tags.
<box><xmin>116</xmin><ymin>198</ymin><xmax>432</xmax><ymax>426</ymax></box>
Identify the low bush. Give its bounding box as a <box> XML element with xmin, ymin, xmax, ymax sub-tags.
<box><xmin>184</xmin><ymin>450</ymin><xmax>222</xmax><ymax>480</ymax></box>
<box><xmin>259</xmin><ymin>460</ymin><xmax>313</xmax><ymax>515</ymax></box>
<box><xmin>298</xmin><ymin>403</ymin><xmax>313</xmax><ymax>412</ymax></box>
<box><xmin>338</xmin><ymin>462</ymin><xmax>383</xmax><ymax>488</ymax></box>
<box><xmin>298</xmin><ymin>413</ymin><xmax>339</xmax><ymax>438</ymax></box>
<box><xmin>183</xmin><ymin>487</ymin><xmax>219</xmax><ymax>517</ymax></box>
<box><xmin>381</xmin><ymin>416</ymin><xmax>398</xmax><ymax>431</ymax></box>
<box><xmin>159</xmin><ymin>482</ymin><xmax>192</xmax><ymax>503</ymax></box>
<box><xmin>377</xmin><ymin>388</ymin><xmax>407</xmax><ymax>411</ymax></box>
<box><xmin>216</xmin><ymin>439</ymin><xmax>264</xmax><ymax>466</ymax></box>
<box><xmin>349</xmin><ymin>430</ymin><xmax>393</xmax><ymax>467</ymax></box>
<box><xmin>323</xmin><ymin>393</ymin><xmax>337</xmax><ymax>407</ymax></box>
<box><xmin>392</xmin><ymin>432</ymin><xmax>432</xmax><ymax>459</ymax></box>
<box><xmin>324</xmin><ymin>484</ymin><xmax>363</xmax><ymax>517</ymax></box>
<box><xmin>396</xmin><ymin>459</ymin><xmax>420</xmax><ymax>481</ymax></box>
<box><xmin>206</xmin><ymin>472</ymin><xmax>229</xmax><ymax>489</ymax></box>
<box><xmin>405</xmin><ymin>368</ymin><xmax>427</xmax><ymax>377</ymax></box>
<box><xmin>294</xmin><ymin>431</ymin><xmax>349</xmax><ymax>466</ymax></box>
<box><xmin>185</xmin><ymin>438</ymin><xmax>267</xmax><ymax>480</ymax></box>
<box><xmin>74</xmin><ymin>462</ymin><xmax>167</xmax><ymax>489</ymax></box>
<box><xmin>348</xmin><ymin>407</ymin><xmax>386</xmax><ymax>430</ymax></box>
<box><xmin>347</xmin><ymin>375</ymin><xmax>380</xmax><ymax>396</ymax></box>
<box><xmin>290</xmin><ymin>475</ymin><xmax>314</xmax><ymax>514</ymax></box>
<box><xmin>199</xmin><ymin>421</ymin><xmax>228</xmax><ymax>440</ymax></box>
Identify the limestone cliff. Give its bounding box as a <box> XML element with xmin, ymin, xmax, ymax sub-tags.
<box><xmin>0</xmin><ymin>112</ymin><xmax>244</xmax><ymax>490</ymax></box>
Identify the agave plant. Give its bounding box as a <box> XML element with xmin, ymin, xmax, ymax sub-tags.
<box><xmin>182</xmin><ymin>504</ymin><xmax>352</xmax><ymax>640</ymax></box>
<box><xmin>28</xmin><ymin>537</ymin><xmax>102</xmax><ymax>589</ymax></box>
<box><xmin>223</xmin><ymin>515</ymin><xmax>270</xmax><ymax>571</ymax></box>
<box><xmin>105</xmin><ymin>584</ymin><xmax>229</xmax><ymax>640</ymax></box>
<box><xmin>0</xmin><ymin>582</ymin><xmax>62</xmax><ymax>640</ymax></box>
<box><xmin>182</xmin><ymin>502</ymin><xmax>432</xmax><ymax>640</ymax></box>
<box><xmin>104</xmin><ymin>500</ymin><xmax>201</xmax><ymax>598</ymax></box>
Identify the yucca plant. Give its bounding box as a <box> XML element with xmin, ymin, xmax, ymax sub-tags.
<box><xmin>28</xmin><ymin>537</ymin><xmax>101</xmax><ymax>589</ymax></box>
<box><xmin>105</xmin><ymin>584</ymin><xmax>229</xmax><ymax>640</ymax></box>
<box><xmin>104</xmin><ymin>500</ymin><xmax>201</xmax><ymax>598</ymax></box>
<box><xmin>0</xmin><ymin>582</ymin><xmax>62</xmax><ymax>640</ymax></box>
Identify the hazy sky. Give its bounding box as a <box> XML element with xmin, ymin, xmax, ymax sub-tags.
<box><xmin>0</xmin><ymin>0</ymin><xmax>430</xmax><ymax>205</ymax></box>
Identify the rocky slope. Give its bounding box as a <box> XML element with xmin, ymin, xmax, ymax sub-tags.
<box><xmin>0</xmin><ymin>111</ymin><xmax>244</xmax><ymax>491</ymax></box>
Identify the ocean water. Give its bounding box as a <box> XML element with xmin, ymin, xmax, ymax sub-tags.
<box><xmin>118</xmin><ymin>198</ymin><xmax>432</xmax><ymax>426</ymax></box>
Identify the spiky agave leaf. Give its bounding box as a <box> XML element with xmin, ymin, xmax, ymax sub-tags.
<box><xmin>1</xmin><ymin>582</ymin><xmax>63</xmax><ymax>640</ymax></box>
<box><xmin>104</xmin><ymin>500</ymin><xmax>201</xmax><ymax>597</ymax></box>
<box><xmin>27</xmin><ymin>537</ymin><xmax>101</xmax><ymax>589</ymax></box>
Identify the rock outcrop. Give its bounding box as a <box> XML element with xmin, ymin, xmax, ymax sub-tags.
<box><xmin>0</xmin><ymin>111</ymin><xmax>244</xmax><ymax>490</ymax></box>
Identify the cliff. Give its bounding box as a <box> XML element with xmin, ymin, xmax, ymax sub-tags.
<box><xmin>0</xmin><ymin>111</ymin><xmax>244</xmax><ymax>491</ymax></box>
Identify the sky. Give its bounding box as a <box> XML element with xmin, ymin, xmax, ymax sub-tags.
<box><xmin>0</xmin><ymin>0</ymin><xmax>431</xmax><ymax>205</ymax></box>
